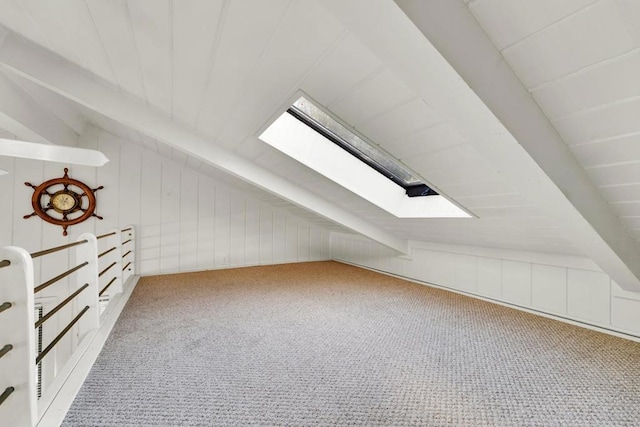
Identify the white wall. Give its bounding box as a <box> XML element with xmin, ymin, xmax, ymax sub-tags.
<box><xmin>0</xmin><ymin>127</ymin><xmax>331</xmax><ymax>384</ymax></box>
<box><xmin>0</xmin><ymin>128</ymin><xmax>331</xmax><ymax>274</ymax></box>
<box><xmin>332</xmin><ymin>233</ymin><xmax>640</xmax><ymax>340</ymax></box>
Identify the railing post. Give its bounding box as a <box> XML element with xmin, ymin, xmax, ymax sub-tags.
<box><xmin>0</xmin><ymin>247</ymin><xmax>36</xmax><ymax>427</ymax></box>
<box><xmin>73</xmin><ymin>234</ymin><xmax>99</xmax><ymax>339</ymax></box>
<box><xmin>121</xmin><ymin>226</ymin><xmax>135</xmax><ymax>284</ymax></box>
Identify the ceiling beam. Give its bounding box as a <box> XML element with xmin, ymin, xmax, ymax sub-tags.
<box><xmin>0</xmin><ymin>69</ymin><xmax>78</xmax><ymax>147</ymax></box>
<box><xmin>0</xmin><ymin>21</ymin><xmax>77</xmax><ymax>146</ymax></box>
<box><xmin>0</xmin><ymin>26</ymin><xmax>408</xmax><ymax>255</ymax></box>
<box><xmin>320</xmin><ymin>0</ymin><xmax>640</xmax><ymax>291</ymax></box>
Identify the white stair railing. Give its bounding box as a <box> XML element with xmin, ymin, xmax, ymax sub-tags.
<box><xmin>0</xmin><ymin>226</ymin><xmax>136</xmax><ymax>427</ymax></box>
<box><xmin>0</xmin><ymin>247</ymin><xmax>37</xmax><ymax>427</ymax></box>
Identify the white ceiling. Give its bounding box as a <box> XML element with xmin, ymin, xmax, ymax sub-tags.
<box><xmin>0</xmin><ymin>0</ymin><xmax>639</xmax><ymax>286</ymax></box>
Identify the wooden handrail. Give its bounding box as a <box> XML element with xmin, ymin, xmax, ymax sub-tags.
<box><xmin>36</xmin><ymin>306</ymin><xmax>90</xmax><ymax>365</ymax></box>
<box><xmin>0</xmin><ymin>260</ymin><xmax>9</xmax><ymax>269</ymax></box>
<box><xmin>31</xmin><ymin>240</ymin><xmax>87</xmax><ymax>259</ymax></box>
<box><xmin>35</xmin><ymin>262</ymin><xmax>88</xmax><ymax>294</ymax></box>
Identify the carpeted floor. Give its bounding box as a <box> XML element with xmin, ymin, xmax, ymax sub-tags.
<box><xmin>63</xmin><ymin>261</ymin><xmax>640</xmax><ymax>426</ymax></box>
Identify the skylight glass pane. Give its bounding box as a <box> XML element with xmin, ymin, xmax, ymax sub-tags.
<box><xmin>289</xmin><ymin>96</ymin><xmax>425</xmax><ymax>188</ymax></box>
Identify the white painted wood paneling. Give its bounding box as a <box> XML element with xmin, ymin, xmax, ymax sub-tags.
<box><xmin>85</xmin><ymin>0</ymin><xmax>146</xmax><ymax>100</ymax></box>
<box><xmin>329</xmin><ymin>69</ymin><xmax>414</xmax><ymax>127</ymax></box>
<box><xmin>531</xmin><ymin>50</ymin><xmax>640</xmax><ymax>120</ymax></box>
<box><xmin>426</xmin><ymin>250</ymin><xmax>455</xmax><ymax>288</ymax></box>
<box><xmin>3</xmin><ymin>128</ymin><xmax>331</xmax><ymax>279</ymax></box>
<box><xmin>213</xmin><ymin>186</ymin><xmax>230</xmax><ymax>268</ymax></box>
<box><xmin>571</xmin><ymin>134</ymin><xmax>640</xmax><ymax>169</ymax></box>
<box><xmin>260</xmin><ymin>204</ymin><xmax>274</xmax><ymax>264</ymax></box>
<box><xmin>0</xmin><ymin>156</ymin><xmax>14</xmax><ymax>246</ymax></box>
<box><xmin>179</xmin><ymin>171</ymin><xmax>198</xmax><ymax>271</ymax></box>
<box><xmin>244</xmin><ymin>198</ymin><xmax>259</xmax><ymax>266</ymax></box>
<box><xmin>501</xmin><ymin>0</ymin><xmax>634</xmax><ymax>89</ymax></box>
<box><xmin>196</xmin><ymin>183</ymin><xmax>215</xmax><ymax>270</ymax></box>
<box><xmin>532</xmin><ymin>264</ymin><xmax>567</xmax><ymax>315</ymax></box>
<box><xmin>501</xmin><ymin>260</ymin><xmax>532</xmax><ymax>306</ymax></box>
<box><xmin>468</xmin><ymin>0</ymin><xmax>599</xmax><ymax>50</ymax></box>
<box><xmin>555</xmin><ymin>98</ymin><xmax>640</xmax><ymax>146</ymax></box>
<box><xmin>195</xmin><ymin>0</ymin><xmax>292</xmax><ymax>138</ymax></box>
<box><xmin>454</xmin><ymin>254</ymin><xmax>476</xmax><ymax>292</ymax></box>
<box><xmin>286</xmin><ymin>218</ymin><xmax>298</xmax><ymax>262</ymax></box>
<box><xmin>611</xmin><ymin>297</ymin><xmax>640</xmax><ymax>334</ymax></box>
<box><xmin>273</xmin><ymin>211</ymin><xmax>286</xmax><ymax>264</ymax></box>
<box><xmin>567</xmin><ymin>269</ymin><xmax>611</xmax><ymax>325</ymax></box>
<box><xmin>140</xmin><ymin>151</ymin><xmax>167</xmax><ymax>274</ymax></box>
<box><xmin>476</xmin><ymin>256</ymin><xmax>502</xmax><ymax>298</ymax></box>
<box><xmin>42</xmin><ymin>0</ymin><xmax>118</xmax><ymax>86</ymax></box>
<box><xmin>172</xmin><ymin>0</ymin><xmax>225</xmax><ymax>125</ymax></box>
<box><xmin>229</xmin><ymin>196</ymin><xmax>245</xmax><ymax>267</ymax></box>
<box><xmin>159</xmin><ymin>163</ymin><xmax>180</xmax><ymax>273</ymax></box>
<box><xmin>118</xmin><ymin>144</ymin><xmax>142</xmax><ymax>228</ymax></box>
<box><xmin>298</xmin><ymin>225</ymin><xmax>310</xmax><ymax>261</ymax></box>
<box><xmin>356</xmin><ymin>97</ymin><xmax>442</xmax><ymax>145</ymax></box>
<box><xmin>301</xmin><ymin>33</ymin><xmax>381</xmax><ymax>107</ymax></box>
<box><xmin>332</xmin><ymin>234</ymin><xmax>640</xmax><ymax>338</ymax></box>
<box><xmin>127</xmin><ymin>0</ymin><xmax>172</xmax><ymax>114</ymax></box>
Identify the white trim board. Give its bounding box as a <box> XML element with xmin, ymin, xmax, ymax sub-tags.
<box><xmin>335</xmin><ymin>259</ymin><xmax>640</xmax><ymax>344</ymax></box>
<box><xmin>37</xmin><ymin>276</ymin><xmax>140</xmax><ymax>427</ymax></box>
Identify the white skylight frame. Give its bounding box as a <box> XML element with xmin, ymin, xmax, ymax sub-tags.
<box><xmin>259</xmin><ymin>95</ymin><xmax>471</xmax><ymax>219</ymax></box>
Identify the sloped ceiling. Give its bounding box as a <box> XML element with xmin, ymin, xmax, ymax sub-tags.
<box><xmin>0</xmin><ymin>0</ymin><xmax>639</xmax><ymax>290</ymax></box>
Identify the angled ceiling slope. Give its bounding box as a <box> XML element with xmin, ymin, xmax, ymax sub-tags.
<box><xmin>0</xmin><ymin>23</ymin><xmax>408</xmax><ymax>255</ymax></box>
<box><xmin>371</xmin><ymin>0</ymin><xmax>640</xmax><ymax>291</ymax></box>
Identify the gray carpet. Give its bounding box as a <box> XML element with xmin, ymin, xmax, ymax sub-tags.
<box><xmin>63</xmin><ymin>261</ymin><xmax>640</xmax><ymax>426</ymax></box>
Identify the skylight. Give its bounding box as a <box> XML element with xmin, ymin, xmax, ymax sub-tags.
<box><xmin>287</xmin><ymin>97</ymin><xmax>436</xmax><ymax>197</ymax></box>
<box><xmin>259</xmin><ymin>95</ymin><xmax>471</xmax><ymax>219</ymax></box>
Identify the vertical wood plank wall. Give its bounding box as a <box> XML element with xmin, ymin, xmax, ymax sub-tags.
<box><xmin>0</xmin><ymin>128</ymin><xmax>331</xmax><ymax>375</ymax></box>
<box><xmin>0</xmin><ymin>129</ymin><xmax>331</xmax><ymax>275</ymax></box>
<box><xmin>331</xmin><ymin>234</ymin><xmax>640</xmax><ymax>339</ymax></box>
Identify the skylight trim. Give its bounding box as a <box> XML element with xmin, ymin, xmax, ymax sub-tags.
<box><xmin>259</xmin><ymin>96</ymin><xmax>472</xmax><ymax>219</ymax></box>
<box><xmin>287</xmin><ymin>96</ymin><xmax>436</xmax><ymax>196</ymax></box>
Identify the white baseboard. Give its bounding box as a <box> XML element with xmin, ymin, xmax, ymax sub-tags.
<box><xmin>37</xmin><ymin>276</ymin><xmax>140</xmax><ymax>427</ymax></box>
<box><xmin>337</xmin><ymin>259</ymin><xmax>640</xmax><ymax>344</ymax></box>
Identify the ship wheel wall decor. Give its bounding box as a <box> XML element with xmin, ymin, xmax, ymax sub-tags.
<box><xmin>24</xmin><ymin>168</ymin><xmax>104</xmax><ymax>236</ymax></box>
